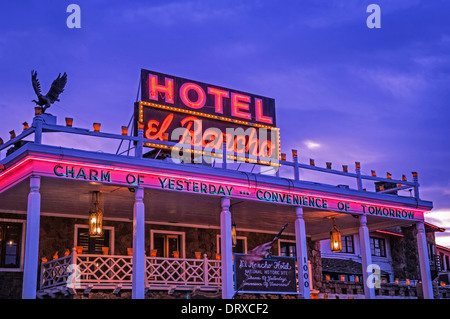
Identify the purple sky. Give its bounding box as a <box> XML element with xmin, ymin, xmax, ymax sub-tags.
<box><xmin>1</xmin><ymin>1</ymin><xmax>449</xmax><ymax>245</ymax></box>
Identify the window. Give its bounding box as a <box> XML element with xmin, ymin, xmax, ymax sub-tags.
<box><xmin>341</xmin><ymin>235</ymin><xmax>354</xmax><ymax>254</ymax></box>
<box><xmin>279</xmin><ymin>241</ymin><xmax>296</xmax><ymax>257</ymax></box>
<box><xmin>75</xmin><ymin>225</ymin><xmax>113</xmax><ymax>254</ymax></box>
<box><xmin>370</xmin><ymin>237</ymin><xmax>386</xmax><ymax>257</ymax></box>
<box><xmin>151</xmin><ymin>230</ymin><xmax>185</xmax><ymax>258</ymax></box>
<box><xmin>217</xmin><ymin>235</ymin><xmax>247</xmax><ymax>255</ymax></box>
<box><xmin>0</xmin><ymin>222</ymin><xmax>23</xmax><ymax>268</ymax></box>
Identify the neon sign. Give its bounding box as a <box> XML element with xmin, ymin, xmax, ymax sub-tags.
<box><xmin>140</xmin><ymin>69</ymin><xmax>276</xmax><ymax>126</ymax></box>
<box><xmin>0</xmin><ymin>156</ymin><xmax>424</xmax><ymax>221</ymax></box>
<box><xmin>137</xmin><ymin>70</ymin><xmax>280</xmax><ymax>166</ymax></box>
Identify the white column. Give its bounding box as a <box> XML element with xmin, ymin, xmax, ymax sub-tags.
<box><xmin>220</xmin><ymin>197</ymin><xmax>234</xmax><ymax>299</ymax></box>
<box><xmin>359</xmin><ymin>214</ymin><xmax>375</xmax><ymax>299</ymax></box>
<box><xmin>132</xmin><ymin>187</ymin><xmax>146</xmax><ymax>299</ymax></box>
<box><xmin>295</xmin><ymin>206</ymin><xmax>310</xmax><ymax>299</ymax></box>
<box><xmin>22</xmin><ymin>176</ymin><xmax>41</xmax><ymax>299</ymax></box>
<box><xmin>416</xmin><ymin>222</ymin><xmax>433</xmax><ymax>299</ymax></box>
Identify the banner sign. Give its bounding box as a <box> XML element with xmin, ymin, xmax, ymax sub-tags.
<box><xmin>136</xmin><ymin>69</ymin><xmax>280</xmax><ymax>166</ymax></box>
<box><xmin>234</xmin><ymin>254</ymin><xmax>297</xmax><ymax>294</ymax></box>
<box><xmin>7</xmin><ymin>157</ymin><xmax>424</xmax><ymax>221</ymax></box>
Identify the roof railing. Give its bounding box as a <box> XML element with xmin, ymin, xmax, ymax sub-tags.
<box><xmin>0</xmin><ymin>114</ymin><xmax>420</xmax><ymax>200</ymax></box>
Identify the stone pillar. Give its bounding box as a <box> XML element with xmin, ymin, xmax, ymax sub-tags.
<box><xmin>416</xmin><ymin>222</ymin><xmax>433</xmax><ymax>299</ymax></box>
<box><xmin>359</xmin><ymin>214</ymin><xmax>375</xmax><ymax>299</ymax></box>
<box><xmin>22</xmin><ymin>176</ymin><xmax>41</xmax><ymax>299</ymax></box>
<box><xmin>132</xmin><ymin>187</ymin><xmax>146</xmax><ymax>299</ymax></box>
<box><xmin>295</xmin><ymin>206</ymin><xmax>310</xmax><ymax>299</ymax></box>
<box><xmin>220</xmin><ymin>197</ymin><xmax>234</xmax><ymax>299</ymax></box>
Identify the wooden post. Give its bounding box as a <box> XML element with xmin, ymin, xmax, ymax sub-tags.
<box><xmin>203</xmin><ymin>254</ymin><xmax>209</xmax><ymax>286</ymax></box>
<box><xmin>359</xmin><ymin>215</ymin><xmax>375</xmax><ymax>299</ymax></box>
<box><xmin>292</xmin><ymin>150</ymin><xmax>299</xmax><ymax>181</ymax></box>
<box><xmin>355</xmin><ymin>162</ymin><xmax>363</xmax><ymax>191</ymax></box>
<box><xmin>22</xmin><ymin>176</ymin><xmax>41</xmax><ymax>299</ymax></box>
<box><xmin>295</xmin><ymin>206</ymin><xmax>310</xmax><ymax>299</ymax></box>
<box><xmin>416</xmin><ymin>222</ymin><xmax>433</xmax><ymax>299</ymax></box>
<box><xmin>220</xmin><ymin>197</ymin><xmax>234</xmax><ymax>299</ymax></box>
<box><xmin>132</xmin><ymin>187</ymin><xmax>145</xmax><ymax>299</ymax></box>
<box><xmin>33</xmin><ymin>115</ymin><xmax>43</xmax><ymax>144</ymax></box>
<box><xmin>222</xmin><ymin>142</ymin><xmax>227</xmax><ymax>169</ymax></box>
<box><xmin>136</xmin><ymin>125</ymin><xmax>143</xmax><ymax>158</ymax></box>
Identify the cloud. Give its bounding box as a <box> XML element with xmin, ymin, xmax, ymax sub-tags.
<box><xmin>121</xmin><ymin>1</ymin><xmax>244</xmax><ymax>26</ymax></box>
<box><xmin>304</xmin><ymin>140</ymin><xmax>321</xmax><ymax>150</ymax></box>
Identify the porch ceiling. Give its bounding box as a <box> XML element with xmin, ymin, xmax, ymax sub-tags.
<box><xmin>0</xmin><ymin>176</ymin><xmax>415</xmax><ymax>240</ymax></box>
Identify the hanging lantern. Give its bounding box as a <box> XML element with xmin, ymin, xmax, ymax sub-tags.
<box><xmin>231</xmin><ymin>223</ymin><xmax>237</xmax><ymax>248</ymax></box>
<box><xmin>89</xmin><ymin>191</ymin><xmax>103</xmax><ymax>237</ymax></box>
<box><xmin>330</xmin><ymin>218</ymin><xmax>342</xmax><ymax>253</ymax></box>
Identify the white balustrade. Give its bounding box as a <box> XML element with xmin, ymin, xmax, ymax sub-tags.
<box><xmin>40</xmin><ymin>252</ymin><xmax>222</xmax><ymax>291</ymax></box>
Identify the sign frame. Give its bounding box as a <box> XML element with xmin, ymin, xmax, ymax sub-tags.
<box><xmin>233</xmin><ymin>253</ymin><xmax>299</xmax><ymax>295</ymax></box>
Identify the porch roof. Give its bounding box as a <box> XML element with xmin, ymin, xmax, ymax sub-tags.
<box><xmin>0</xmin><ymin>142</ymin><xmax>433</xmax><ymax>240</ymax></box>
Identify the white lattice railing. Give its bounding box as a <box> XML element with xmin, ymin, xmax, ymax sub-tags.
<box><xmin>40</xmin><ymin>254</ymin><xmax>74</xmax><ymax>289</ymax></box>
<box><xmin>40</xmin><ymin>251</ymin><xmax>222</xmax><ymax>290</ymax></box>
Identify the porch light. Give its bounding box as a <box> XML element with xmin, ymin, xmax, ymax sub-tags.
<box><xmin>231</xmin><ymin>223</ymin><xmax>237</xmax><ymax>248</ymax></box>
<box><xmin>330</xmin><ymin>218</ymin><xmax>342</xmax><ymax>253</ymax></box>
<box><xmin>93</xmin><ymin>122</ymin><xmax>101</xmax><ymax>132</ymax></box>
<box><xmin>88</xmin><ymin>191</ymin><xmax>103</xmax><ymax>237</ymax></box>
<box><xmin>65</xmin><ymin>117</ymin><xmax>73</xmax><ymax>127</ymax></box>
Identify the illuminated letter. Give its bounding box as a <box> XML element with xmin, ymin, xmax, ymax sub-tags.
<box><xmin>231</xmin><ymin>93</ymin><xmax>251</xmax><ymax>120</ymax></box>
<box><xmin>207</xmin><ymin>87</ymin><xmax>229</xmax><ymax>114</ymax></box>
<box><xmin>149</xmin><ymin>74</ymin><xmax>174</xmax><ymax>103</ymax></box>
<box><xmin>180</xmin><ymin>83</ymin><xmax>206</xmax><ymax>109</ymax></box>
<box><xmin>54</xmin><ymin>165</ymin><xmax>64</xmax><ymax>176</ymax></box>
<box><xmin>255</xmin><ymin>98</ymin><xmax>273</xmax><ymax>125</ymax></box>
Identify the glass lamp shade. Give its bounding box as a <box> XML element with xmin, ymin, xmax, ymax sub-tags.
<box><xmin>231</xmin><ymin>223</ymin><xmax>237</xmax><ymax>248</ymax></box>
<box><xmin>330</xmin><ymin>224</ymin><xmax>342</xmax><ymax>253</ymax></box>
<box><xmin>89</xmin><ymin>207</ymin><xmax>103</xmax><ymax>237</ymax></box>
<box><xmin>89</xmin><ymin>191</ymin><xmax>103</xmax><ymax>237</ymax></box>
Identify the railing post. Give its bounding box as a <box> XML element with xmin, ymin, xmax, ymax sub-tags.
<box><xmin>355</xmin><ymin>162</ymin><xmax>363</xmax><ymax>191</ymax></box>
<box><xmin>292</xmin><ymin>150</ymin><xmax>299</xmax><ymax>181</ymax></box>
<box><xmin>222</xmin><ymin>142</ymin><xmax>227</xmax><ymax>169</ymax></box>
<box><xmin>136</xmin><ymin>122</ymin><xmax>144</xmax><ymax>158</ymax></box>
<box><xmin>33</xmin><ymin>115</ymin><xmax>43</xmax><ymax>144</ymax></box>
<box><xmin>203</xmin><ymin>254</ymin><xmax>209</xmax><ymax>286</ymax></box>
<box><xmin>412</xmin><ymin>172</ymin><xmax>420</xmax><ymax>200</ymax></box>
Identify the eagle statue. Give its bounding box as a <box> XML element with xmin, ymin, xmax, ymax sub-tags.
<box><xmin>31</xmin><ymin>70</ymin><xmax>67</xmax><ymax>113</ymax></box>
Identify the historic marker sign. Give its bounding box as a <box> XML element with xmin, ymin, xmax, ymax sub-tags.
<box><xmin>234</xmin><ymin>254</ymin><xmax>297</xmax><ymax>294</ymax></box>
<box><xmin>136</xmin><ymin>69</ymin><xmax>280</xmax><ymax>165</ymax></box>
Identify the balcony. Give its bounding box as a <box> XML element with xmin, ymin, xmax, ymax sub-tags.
<box><xmin>38</xmin><ymin>250</ymin><xmax>222</xmax><ymax>298</ymax></box>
